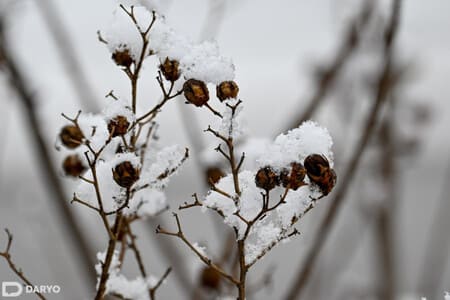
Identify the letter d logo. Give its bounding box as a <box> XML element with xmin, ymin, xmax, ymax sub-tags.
<box><xmin>2</xmin><ymin>282</ymin><xmax>23</xmax><ymax>297</ymax></box>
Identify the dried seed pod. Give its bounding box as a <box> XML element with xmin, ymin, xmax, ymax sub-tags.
<box><xmin>280</xmin><ymin>162</ymin><xmax>306</xmax><ymax>190</ymax></box>
<box><xmin>59</xmin><ymin>125</ymin><xmax>84</xmax><ymax>149</ymax></box>
<box><xmin>255</xmin><ymin>166</ymin><xmax>279</xmax><ymax>191</ymax></box>
<box><xmin>206</xmin><ymin>166</ymin><xmax>225</xmax><ymax>185</ymax></box>
<box><xmin>107</xmin><ymin>115</ymin><xmax>130</xmax><ymax>137</ymax></box>
<box><xmin>112</xmin><ymin>161</ymin><xmax>140</xmax><ymax>188</ymax></box>
<box><xmin>216</xmin><ymin>81</ymin><xmax>239</xmax><ymax>101</ymax></box>
<box><xmin>63</xmin><ymin>155</ymin><xmax>86</xmax><ymax>177</ymax></box>
<box><xmin>112</xmin><ymin>49</ymin><xmax>133</xmax><ymax>68</ymax></box>
<box><xmin>304</xmin><ymin>154</ymin><xmax>336</xmax><ymax>195</ymax></box>
<box><xmin>183</xmin><ymin>79</ymin><xmax>209</xmax><ymax>107</ymax></box>
<box><xmin>159</xmin><ymin>57</ymin><xmax>180</xmax><ymax>82</ymax></box>
<box><xmin>200</xmin><ymin>266</ymin><xmax>221</xmax><ymax>290</ymax></box>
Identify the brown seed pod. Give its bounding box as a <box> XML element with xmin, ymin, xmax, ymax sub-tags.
<box><xmin>216</xmin><ymin>81</ymin><xmax>239</xmax><ymax>101</ymax></box>
<box><xmin>59</xmin><ymin>125</ymin><xmax>84</xmax><ymax>149</ymax></box>
<box><xmin>159</xmin><ymin>57</ymin><xmax>180</xmax><ymax>82</ymax></box>
<box><xmin>304</xmin><ymin>154</ymin><xmax>336</xmax><ymax>195</ymax></box>
<box><xmin>200</xmin><ymin>266</ymin><xmax>221</xmax><ymax>290</ymax></box>
<box><xmin>255</xmin><ymin>166</ymin><xmax>279</xmax><ymax>191</ymax></box>
<box><xmin>183</xmin><ymin>79</ymin><xmax>209</xmax><ymax>107</ymax></box>
<box><xmin>112</xmin><ymin>161</ymin><xmax>140</xmax><ymax>188</ymax></box>
<box><xmin>63</xmin><ymin>155</ymin><xmax>86</xmax><ymax>177</ymax></box>
<box><xmin>107</xmin><ymin>115</ymin><xmax>130</xmax><ymax>137</ymax></box>
<box><xmin>280</xmin><ymin>162</ymin><xmax>306</xmax><ymax>190</ymax></box>
<box><xmin>205</xmin><ymin>166</ymin><xmax>225</xmax><ymax>185</ymax></box>
<box><xmin>112</xmin><ymin>49</ymin><xmax>133</xmax><ymax>68</ymax></box>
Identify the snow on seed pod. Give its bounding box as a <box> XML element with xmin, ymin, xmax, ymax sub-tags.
<box><xmin>63</xmin><ymin>154</ymin><xmax>86</xmax><ymax>177</ymax></box>
<box><xmin>113</xmin><ymin>161</ymin><xmax>140</xmax><ymax>188</ymax></box>
<box><xmin>304</xmin><ymin>154</ymin><xmax>336</xmax><ymax>195</ymax></box>
<box><xmin>280</xmin><ymin>162</ymin><xmax>306</xmax><ymax>190</ymax></box>
<box><xmin>159</xmin><ymin>57</ymin><xmax>181</xmax><ymax>82</ymax></box>
<box><xmin>107</xmin><ymin>115</ymin><xmax>130</xmax><ymax>137</ymax></box>
<box><xmin>112</xmin><ymin>49</ymin><xmax>133</xmax><ymax>68</ymax></box>
<box><xmin>183</xmin><ymin>79</ymin><xmax>209</xmax><ymax>107</ymax></box>
<box><xmin>255</xmin><ymin>166</ymin><xmax>279</xmax><ymax>191</ymax></box>
<box><xmin>59</xmin><ymin>125</ymin><xmax>84</xmax><ymax>149</ymax></box>
<box><xmin>216</xmin><ymin>81</ymin><xmax>239</xmax><ymax>101</ymax></box>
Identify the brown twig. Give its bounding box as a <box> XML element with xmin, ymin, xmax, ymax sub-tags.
<box><xmin>0</xmin><ymin>229</ymin><xmax>46</xmax><ymax>300</ymax></box>
<box><xmin>149</xmin><ymin>267</ymin><xmax>172</xmax><ymax>300</ymax></box>
<box><xmin>283</xmin><ymin>1</ymin><xmax>402</xmax><ymax>299</ymax></box>
<box><xmin>0</xmin><ymin>16</ymin><xmax>96</xmax><ymax>285</ymax></box>
<box><xmin>284</xmin><ymin>0</ymin><xmax>374</xmax><ymax>131</ymax></box>
<box><xmin>156</xmin><ymin>213</ymin><xmax>239</xmax><ymax>285</ymax></box>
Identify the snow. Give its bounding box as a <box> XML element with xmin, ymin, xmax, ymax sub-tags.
<box><xmin>95</xmin><ymin>250</ymin><xmax>159</xmax><ymax>300</ymax></box>
<box><xmin>77</xmin><ymin>113</ymin><xmax>110</xmax><ymax>153</ymax></box>
<box><xmin>102</xmin><ymin>97</ymin><xmax>135</xmax><ymax>123</ymax></box>
<box><xmin>180</xmin><ymin>41</ymin><xmax>235</xmax><ymax>84</ymax></box>
<box><xmin>256</xmin><ymin>120</ymin><xmax>334</xmax><ymax>171</ymax></box>
<box><xmin>103</xmin><ymin>6</ymin><xmax>153</xmax><ymax>61</ymax></box>
<box><xmin>216</xmin><ymin>98</ymin><xmax>245</xmax><ymax>139</ymax></box>
<box><xmin>138</xmin><ymin>144</ymin><xmax>187</xmax><ymax>189</ymax></box>
<box><xmin>192</xmin><ymin>242</ymin><xmax>207</xmax><ymax>257</ymax></box>
<box><xmin>124</xmin><ymin>188</ymin><xmax>167</xmax><ymax>218</ymax></box>
<box><xmin>445</xmin><ymin>292</ymin><xmax>450</xmax><ymax>300</ymax></box>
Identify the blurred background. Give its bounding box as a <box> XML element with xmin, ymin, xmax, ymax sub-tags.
<box><xmin>0</xmin><ymin>0</ymin><xmax>449</xmax><ymax>299</ymax></box>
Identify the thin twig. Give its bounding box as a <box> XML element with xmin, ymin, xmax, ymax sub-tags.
<box><xmin>0</xmin><ymin>17</ymin><xmax>96</xmax><ymax>285</ymax></box>
<box><xmin>0</xmin><ymin>229</ymin><xmax>46</xmax><ymax>300</ymax></box>
<box><xmin>284</xmin><ymin>0</ymin><xmax>374</xmax><ymax>131</ymax></box>
<box><xmin>283</xmin><ymin>1</ymin><xmax>402</xmax><ymax>299</ymax></box>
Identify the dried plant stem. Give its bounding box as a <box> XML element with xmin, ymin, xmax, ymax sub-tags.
<box><xmin>0</xmin><ymin>18</ymin><xmax>96</xmax><ymax>285</ymax></box>
<box><xmin>95</xmin><ymin>213</ymin><xmax>125</xmax><ymax>300</ymax></box>
<box><xmin>284</xmin><ymin>0</ymin><xmax>374</xmax><ymax>131</ymax></box>
<box><xmin>284</xmin><ymin>1</ymin><xmax>402</xmax><ymax>299</ymax></box>
<box><xmin>0</xmin><ymin>229</ymin><xmax>46</xmax><ymax>300</ymax></box>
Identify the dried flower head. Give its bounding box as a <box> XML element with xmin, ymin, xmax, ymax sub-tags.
<box><xmin>112</xmin><ymin>161</ymin><xmax>140</xmax><ymax>188</ymax></box>
<box><xmin>183</xmin><ymin>79</ymin><xmax>209</xmax><ymax>107</ymax></box>
<box><xmin>112</xmin><ymin>49</ymin><xmax>133</xmax><ymax>68</ymax></box>
<box><xmin>216</xmin><ymin>81</ymin><xmax>239</xmax><ymax>101</ymax></box>
<box><xmin>255</xmin><ymin>166</ymin><xmax>279</xmax><ymax>191</ymax></box>
<box><xmin>304</xmin><ymin>154</ymin><xmax>336</xmax><ymax>195</ymax></box>
<box><xmin>200</xmin><ymin>266</ymin><xmax>221</xmax><ymax>290</ymax></box>
<box><xmin>206</xmin><ymin>166</ymin><xmax>225</xmax><ymax>185</ymax></box>
<box><xmin>280</xmin><ymin>162</ymin><xmax>306</xmax><ymax>190</ymax></box>
<box><xmin>159</xmin><ymin>57</ymin><xmax>181</xmax><ymax>82</ymax></box>
<box><xmin>107</xmin><ymin>115</ymin><xmax>130</xmax><ymax>137</ymax></box>
<box><xmin>63</xmin><ymin>155</ymin><xmax>86</xmax><ymax>177</ymax></box>
<box><xmin>59</xmin><ymin>125</ymin><xmax>84</xmax><ymax>149</ymax></box>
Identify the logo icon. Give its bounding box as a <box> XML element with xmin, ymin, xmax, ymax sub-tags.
<box><xmin>2</xmin><ymin>282</ymin><xmax>23</xmax><ymax>297</ymax></box>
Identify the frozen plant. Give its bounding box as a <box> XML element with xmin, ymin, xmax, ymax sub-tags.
<box><xmin>53</xmin><ymin>2</ymin><xmax>336</xmax><ymax>299</ymax></box>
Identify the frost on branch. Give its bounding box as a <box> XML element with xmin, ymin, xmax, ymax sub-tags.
<box><xmin>95</xmin><ymin>251</ymin><xmax>159</xmax><ymax>300</ymax></box>
<box><xmin>202</xmin><ymin>121</ymin><xmax>335</xmax><ymax>265</ymax></box>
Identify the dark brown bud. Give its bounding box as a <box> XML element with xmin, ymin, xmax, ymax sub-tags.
<box><xmin>255</xmin><ymin>166</ymin><xmax>279</xmax><ymax>191</ymax></box>
<box><xmin>206</xmin><ymin>166</ymin><xmax>225</xmax><ymax>185</ymax></box>
<box><xmin>159</xmin><ymin>57</ymin><xmax>180</xmax><ymax>82</ymax></box>
<box><xmin>112</xmin><ymin>161</ymin><xmax>140</xmax><ymax>188</ymax></box>
<box><xmin>183</xmin><ymin>79</ymin><xmax>209</xmax><ymax>107</ymax></box>
<box><xmin>112</xmin><ymin>49</ymin><xmax>133</xmax><ymax>68</ymax></box>
<box><xmin>59</xmin><ymin>125</ymin><xmax>84</xmax><ymax>149</ymax></box>
<box><xmin>216</xmin><ymin>81</ymin><xmax>239</xmax><ymax>101</ymax></box>
<box><xmin>63</xmin><ymin>155</ymin><xmax>86</xmax><ymax>177</ymax></box>
<box><xmin>107</xmin><ymin>116</ymin><xmax>130</xmax><ymax>137</ymax></box>
<box><xmin>280</xmin><ymin>162</ymin><xmax>306</xmax><ymax>190</ymax></box>
<box><xmin>200</xmin><ymin>266</ymin><xmax>221</xmax><ymax>290</ymax></box>
<box><xmin>304</xmin><ymin>154</ymin><xmax>336</xmax><ymax>195</ymax></box>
